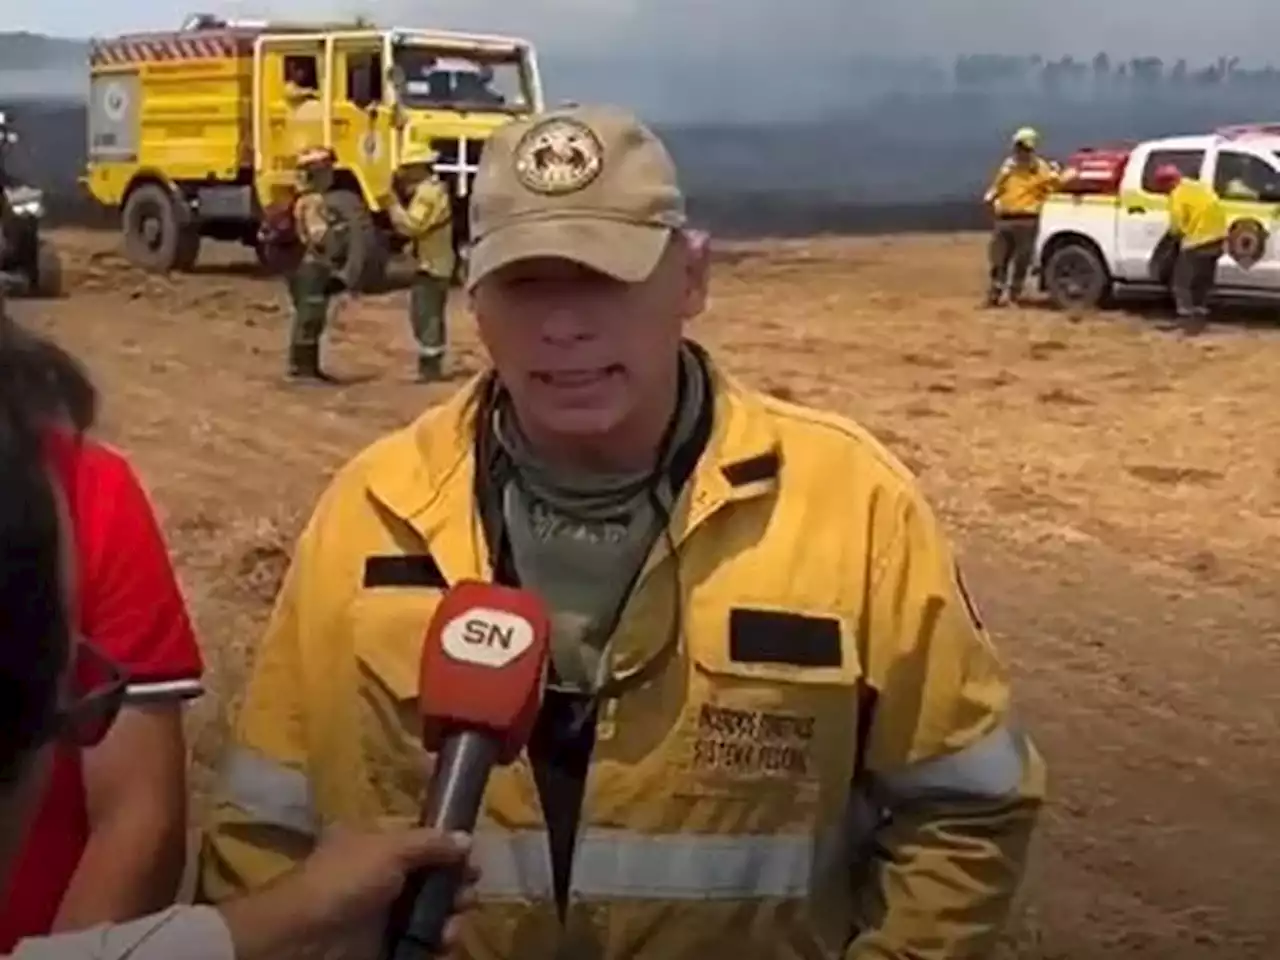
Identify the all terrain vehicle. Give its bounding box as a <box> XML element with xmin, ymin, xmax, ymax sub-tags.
<box><xmin>82</xmin><ymin>13</ymin><xmax>544</xmax><ymax>292</ymax></box>
<box><xmin>1034</xmin><ymin>124</ymin><xmax>1280</xmax><ymax>312</ymax></box>
<box><xmin>0</xmin><ymin>110</ymin><xmax>63</xmax><ymax>298</ymax></box>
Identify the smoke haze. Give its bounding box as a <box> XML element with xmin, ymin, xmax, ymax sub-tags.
<box><xmin>6</xmin><ymin>2</ymin><xmax>1280</xmax><ymax>229</ymax></box>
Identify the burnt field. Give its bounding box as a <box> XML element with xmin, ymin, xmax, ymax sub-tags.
<box><xmin>8</xmin><ymin>229</ymin><xmax>1279</xmax><ymax>958</ymax></box>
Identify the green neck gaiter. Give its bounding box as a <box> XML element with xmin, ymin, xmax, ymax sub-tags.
<box><xmin>494</xmin><ymin>345</ymin><xmax>705</xmax><ymax>693</ymax></box>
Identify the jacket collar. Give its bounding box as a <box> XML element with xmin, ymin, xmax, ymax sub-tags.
<box><xmin>364</xmin><ymin>343</ymin><xmax>781</xmax><ymax>582</ymax></box>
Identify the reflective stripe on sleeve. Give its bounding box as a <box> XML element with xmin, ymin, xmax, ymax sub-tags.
<box><xmin>125</xmin><ymin>677</ymin><xmax>205</xmax><ymax>704</ymax></box>
<box><xmin>472</xmin><ymin>829</ymin><xmax>813</xmax><ymax>901</ymax></box>
<box><xmin>875</xmin><ymin>723</ymin><xmax>1026</xmax><ymax>804</ymax></box>
<box><xmin>217</xmin><ymin>746</ymin><xmax>319</xmax><ymax>837</ymax></box>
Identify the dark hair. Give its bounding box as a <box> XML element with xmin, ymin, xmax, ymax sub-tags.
<box><xmin>0</xmin><ymin>309</ymin><xmax>97</xmax><ymax>785</ymax></box>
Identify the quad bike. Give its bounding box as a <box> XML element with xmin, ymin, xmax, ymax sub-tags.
<box><xmin>0</xmin><ymin>110</ymin><xmax>63</xmax><ymax>299</ymax></box>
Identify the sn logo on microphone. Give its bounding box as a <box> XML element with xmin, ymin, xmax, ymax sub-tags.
<box><xmin>441</xmin><ymin>607</ymin><xmax>536</xmax><ymax>668</ymax></box>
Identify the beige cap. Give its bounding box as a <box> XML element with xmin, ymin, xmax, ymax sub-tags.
<box><xmin>466</xmin><ymin>104</ymin><xmax>687</xmax><ymax>290</ymax></box>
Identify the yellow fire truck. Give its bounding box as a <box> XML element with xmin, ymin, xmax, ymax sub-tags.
<box><xmin>82</xmin><ymin>13</ymin><xmax>544</xmax><ymax>291</ymax></box>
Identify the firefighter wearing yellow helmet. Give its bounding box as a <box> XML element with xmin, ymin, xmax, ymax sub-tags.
<box><xmin>200</xmin><ymin>104</ymin><xmax>1045</xmax><ymax>959</ymax></box>
<box><xmin>381</xmin><ymin>144</ymin><xmax>455</xmax><ymax>382</ymax></box>
<box><xmin>286</xmin><ymin>145</ymin><xmax>343</xmax><ymax>382</ymax></box>
<box><xmin>982</xmin><ymin>126</ymin><xmax>1074</xmax><ymax>306</ymax></box>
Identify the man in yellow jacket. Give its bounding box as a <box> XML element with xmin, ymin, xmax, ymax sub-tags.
<box><xmin>1152</xmin><ymin>164</ymin><xmax>1227</xmax><ymax>334</ymax></box>
<box><xmin>382</xmin><ymin>146</ymin><xmax>455</xmax><ymax>382</ymax></box>
<box><xmin>983</xmin><ymin>126</ymin><xmax>1072</xmax><ymax>306</ymax></box>
<box><xmin>199</xmin><ymin>104</ymin><xmax>1046</xmax><ymax>959</ymax></box>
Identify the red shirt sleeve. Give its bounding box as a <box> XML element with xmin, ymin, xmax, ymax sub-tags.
<box><xmin>55</xmin><ymin>436</ymin><xmax>205</xmax><ymax>704</ymax></box>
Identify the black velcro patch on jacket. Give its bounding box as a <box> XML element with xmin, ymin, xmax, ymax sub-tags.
<box><xmin>728</xmin><ymin>608</ymin><xmax>842</xmax><ymax>668</ymax></box>
<box><xmin>363</xmin><ymin>554</ymin><xmax>448</xmax><ymax>589</ymax></box>
<box><xmin>721</xmin><ymin>451</ymin><xmax>780</xmax><ymax>487</ymax></box>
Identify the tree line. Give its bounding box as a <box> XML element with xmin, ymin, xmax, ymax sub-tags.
<box><xmin>952</xmin><ymin>53</ymin><xmax>1280</xmax><ymax>92</ymax></box>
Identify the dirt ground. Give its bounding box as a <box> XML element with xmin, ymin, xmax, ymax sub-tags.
<box><xmin>12</xmin><ymin>229</ymin><xmax>1279</xmax><ymax>958</ymax></box>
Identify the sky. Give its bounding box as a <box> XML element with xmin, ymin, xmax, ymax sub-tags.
<box><xmin>11</xmin><ymin>0</ymin><xmax>1280</xmax><ymax>63</ymax></box>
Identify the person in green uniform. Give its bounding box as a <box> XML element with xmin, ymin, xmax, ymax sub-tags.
<box><xmin>287</xmin><ymin>146</ymin><xmax>341</xmax><ymax>383</ymax></box>
<box><xmin>382</xmin><ymin>147</ymin><xmax>455</xmax><ymax>382</ymax></box>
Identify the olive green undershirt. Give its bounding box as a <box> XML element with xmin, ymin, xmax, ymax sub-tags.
<box><xmin>494</xmin><ymin>345</ymin><xmax>705</xmax><ymax>693</ymax></box>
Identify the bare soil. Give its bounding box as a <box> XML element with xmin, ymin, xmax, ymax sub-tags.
<box><xmin>12</xmin><ymin>229</ymin><xmax>1279</xmax><ymax>959</ymax></box>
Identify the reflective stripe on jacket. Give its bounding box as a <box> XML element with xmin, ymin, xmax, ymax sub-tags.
<box><xmin>198</xmin><ymin>343</ymin><xmax>1046</xmax><ymax>959</ymax></box>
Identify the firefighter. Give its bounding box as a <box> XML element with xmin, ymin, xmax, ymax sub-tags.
<box><xmin>381</xmin><ymin>146</ymin><xmax>455</xmax><ymax>382</ymax></box>
<box><xmin>199</xmin><ymin>104</ymin><xmax>1045</xmax><ymax>959</ymax></box>
<box><xmin>1153</xmin><ymin>164</ymin><xmax>1227</xmax><ymax>334</ymax></box>
<box><xmin>983</xmin><ymin>126</ymin><xmax>1072</xmax><ymax>306</ymax></box>
<box><xmin>286</xmin><ymin>146</ymin><xmax>343</xmax><ymax>382</ymax></box>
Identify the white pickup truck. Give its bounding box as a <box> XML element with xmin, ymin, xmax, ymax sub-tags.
<box><xmin>1033</xmin><ymin>124</ymin><xmax>1280</xmax><ymax>310</ymax></box>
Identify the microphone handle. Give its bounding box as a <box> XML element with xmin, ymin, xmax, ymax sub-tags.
<box><xmin>381</xmin><ymin>730</ymin><xmax>500</xmax><ymax>960</ymax></box>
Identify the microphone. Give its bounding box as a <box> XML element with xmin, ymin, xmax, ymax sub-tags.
<box><xmin>381</xmin><ymin>580</ymin><xmax>551</xmax><ymax>960</ymax></box>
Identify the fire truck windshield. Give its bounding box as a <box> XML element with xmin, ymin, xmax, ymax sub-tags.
<box><xmin>392</xmin><ymin>48</ymin><xmax>529</xmax><ymax>113</ymax></box>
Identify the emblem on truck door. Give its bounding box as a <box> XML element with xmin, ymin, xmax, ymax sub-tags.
<box><xmin>102</xmin><ymin>82</ymin><xmax>129</xmax><ymax>122</ymax></box>
<box><xmin>1226</xmin><ymin>218</ymin><xmax>1268</xmax><ymax>269</ymax></box>
<box><xmin>513</xmin><ymin>117</ymin><xmax>603</xmax><ymax>195</ymax></box>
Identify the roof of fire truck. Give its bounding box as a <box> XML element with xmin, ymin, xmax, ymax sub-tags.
<box><xmin>97</xmin><ymin>12</ymin><xmax>536</xmax><ymax>51</ymax></box>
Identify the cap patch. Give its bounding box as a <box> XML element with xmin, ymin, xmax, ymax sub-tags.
<box><xmin>513</xmin><ymin>117</ymin><xmax>604</xmax><ymax>196</ymax></box>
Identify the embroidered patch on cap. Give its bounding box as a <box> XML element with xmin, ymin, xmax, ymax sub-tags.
<box><xmin>513</xmin><ymin>117</ymin><xmax>604</xmax><ymax>195</ymax></box>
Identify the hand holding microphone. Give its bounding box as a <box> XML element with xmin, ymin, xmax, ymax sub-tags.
<box><xmin>381</xmin><ymin>580</ymin><xmax>552</xmax><ymax>960</ymax></box>
<box><xmin>215</xmin><ymin>822</ymin><xmax>478</xmax><ymax>960</ymax></box>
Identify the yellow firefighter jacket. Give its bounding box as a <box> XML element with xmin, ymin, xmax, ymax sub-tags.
<box><xmin>387</xmin><ymin>177</ymin><xmax>455</xmax><ymax>278</ymax></box>
<box><xmin>985</xmin><ymin>155</ymin><xmax>1064</xmax><ymax>217</ymax></box>
<box><xmin>1168</xmin><ymin>179</ymin><xmax>1229</xmax><ymax>250</ymax></box>
<box><xmin>198</xmin><ymin>344</ymin><xmax>1046</xmax><ymax>959</ymax></box>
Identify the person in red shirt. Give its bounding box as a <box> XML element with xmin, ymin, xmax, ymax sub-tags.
<box><xmin>0</xmin><ymin>321</ymin><xmax>205</xmax><ymax>948</ymax></box>
<box><xmin>0</xmin><ymin>309</ymin><xmax>478</xmax><ymax>959</ymax></box>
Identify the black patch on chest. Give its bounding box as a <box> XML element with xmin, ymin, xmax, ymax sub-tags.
<box><xmin>721</xmin><ymin>451</ymin><xmax>780</xmax><ymax>487</ymax></box>
<box><xmin>728</xmin><ymin>608</ymin><xmax>842</xmax><ymax>668</ymax></box>
<box><xmin>362</xmin><ymin>554</ymin><xmax>448</xmax><ymax>588</ymax></box>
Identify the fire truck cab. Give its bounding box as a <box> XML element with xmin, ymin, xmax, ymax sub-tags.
<box><xmin>1034</xmin><ymin>124</ymin><xmax>1280</xmax><ymax>310</ymax></box>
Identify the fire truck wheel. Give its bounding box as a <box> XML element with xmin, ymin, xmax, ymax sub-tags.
<box><xmin>31</xmin><ymin>241</ymin><xmax>63</xmax><ymax>298</ymax></box>
<box><xmin>324</xmin><ymin>189</ymin><xmax>388</xmax><ymax>293</ymax></box>
<box><xmin>122</xmin><ymin>183</ymin><xmax>201</xmax><ymax>273</ymax></box>
<box><xmin>1043</xmin><ymin>240</ymin><xmax>1110</xmax><ymax>312</ymax></box>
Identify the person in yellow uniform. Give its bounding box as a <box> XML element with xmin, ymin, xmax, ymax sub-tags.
<box><xmin>1152</xmin><ymin>164</ymin><xmax>1228</xmax><ymax>335</ymax></box>
<box><xmin>199</xmin><ymin>104</ymin><xmax>1046</xmax><ymax>959</ymax></box>
<box><xmin>287</xmin><ymin>146</ymin><xmax>342</xmax><ymax>382</ymax></box>
<box><xmin>983</xmin><ymin>126</ymin><xmax>1073</xmax><ymax>306</ymax></box>
<box><xmin>382</xmin><ymin>146</ymin><xmax>455</xmax><ymax>382</ymax></box>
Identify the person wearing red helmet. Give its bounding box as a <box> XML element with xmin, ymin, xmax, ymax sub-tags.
<box><xmin>1152</xmin><ymin>163</ymin><xmax>1227</xmax><ymax>334</ymax></box>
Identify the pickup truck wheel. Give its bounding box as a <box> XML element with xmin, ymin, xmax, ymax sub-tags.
<box><xmin>1044</xmin><ymin>242</ymin><xmax>1109</xmax><ymax>311</ymax></box>
<box><xmin>122</xmin><ymin>184</ymin><xmax>201</xmax><ymax>273</ymax></box>
<box><xmin>324</xmin><ymin>189</ymin><xmax>387</xmax><ymax>293</ymax></box>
